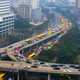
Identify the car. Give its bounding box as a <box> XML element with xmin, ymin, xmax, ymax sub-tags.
<box><xmin>23</xmin><ymin>65</ymin><xmax>31</xmax><ymax>69</ymax></box>
<box><xmin>25</xmin><ymin>40</ymin><xmax>33</xmax><ymax>44</ymax></box>
<box><xmin>63</xmin><ymin>65</ymin><xmax>70</xmax><ymax>69</ymax></box>
<box><xmin>70</xmin><ymin>65</ymin><xmax>80</xmax><ymax>69</ymax></box>
<box><xmin>74</xmin><ymin>65</ymin><xmax>80</xmax><ymax>69</ymax></box>
<box><xmin>31</xmin><ymin>65</ymin><xmax>38</xmax><ymax>68</ymax></box>
<box><xmin>69</xmin><ymin>65</ymin><xmax>75</xmax><ymax>68</ymax></box>
<box><xmin>39</xmin><ymin>62</ymin><xmax>45</xmax><ymax>65</ymax></box>
<box><xmin>51</xmin><ymin>64</ymin><xmax>58</xmax><ymax>67</ymax></box>
<box><xmin>51</xmin><ymin>64</ymin><xmax>61</xmax><ymax>70</ymax></box>
<box><xmin>58</xmin><ymin>64</ymin><xmax>64</xmax><ymax>67</ymax></box>
<box><xmin>41</xmin><ymin>63</ymin><xmax>50</xmax><ymax>67</ymax></box>
<box><xmin>8</xmin><ymin>46</ymin><xmax>13</xmax><ymax>48</ymax></box>
<box><xmin>26</xmin><ymin>60</ymin><xmax>32</xmax><ymax>64</ymax></box>
<box><xmin>53</xmin><ymin>67</ymin><xmax>60</xmax><ymax>70</ymax></box>
<box><xmin>78</xmin><ymin>69</ymin><xmax>80</xmax><ymax>71</ymax></box>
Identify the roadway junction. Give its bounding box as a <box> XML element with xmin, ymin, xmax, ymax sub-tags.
<box><xmin>0</xmin><ymin>16</ymin><xmax>72</xmax><ymax>61</ymax></box>
<box><xmin>0</xmin><ymin>16</ymin><xmax>77</xmax><ymax>80</ymax></box>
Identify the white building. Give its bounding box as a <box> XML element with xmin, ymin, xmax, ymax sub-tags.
<box><xmin>31</xmin><ymin>8</ymin><xmax>42</xmax><ymax>22</ymax></box>
<box><xmin>0</xmin><ymin>0</ymin><xmax>15</xmax><ymax>38</ymax></box>
<box><xmin>76</xmin><ymin>0</ymin><xmax>80</xmax><ymax>8</ymax></box>
<box><xmin>31</xmin><ymin>0</ymin><xmax>43</xmax><ymax>24</ymax></box>
<box><xmin>31</xmin><ymin>0</ymin><xmax>40</xmax><ymax>9</ymax></box>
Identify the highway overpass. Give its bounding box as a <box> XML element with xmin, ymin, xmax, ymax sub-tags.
<box><xmin>0</xmin><ymin>16</ymin><xmax>72</xmax><ymax>61</ymax></box>
<box><xmin>0</xmin><ymin>61</ymin><xmax>80</xmax><ymax>75</ymax></box>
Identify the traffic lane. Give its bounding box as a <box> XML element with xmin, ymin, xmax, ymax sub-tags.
<box><xmin>0</xmin><ymin>61</ymin><xmax>80</xmax><ymax>75</ymax></box>
<box><xmin>27</xmin><ymin>66</ymin><xmax>80</xmax><ymax>75</ymax></box>
<box><xmin>0</xmin><ymin>61</ymin><xmax>31</xmax><ymax>70</ymax></box>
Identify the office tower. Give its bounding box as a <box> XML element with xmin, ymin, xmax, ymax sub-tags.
<box><xmin>76</xmin><ymin>0</ymin><xmax>80</xmax><ymax>8</ymax></box>
<box><xmin>31</xmin><ymin>0</ymin><xmax>43</xmax><ymax>23</ymax></box>
<box><xmin>0</xmin><ymin>0</ymin><xmax>15</xmax><ymax>39</ymax></box>
<box><xmin>17</xmin><ymin>4</ymin><xmax>31</xmax><ymax>20</ymax></box>
<box><xmin>13</xmin><ymin>0</ymin><xmax>43</xmax><ymax>23</ymax></box>
<box><xmin>31</xmin><ymin>0</ymin><xmax>40</xmax><ymax>9</ymax></box>
<box><xmin>31</xmin><ymin>8</ymin><xmax>42</xmax><ymax>23</ymax></box>
<box><xmin>74</xmin><ymin>0</ymin><xmax>80</xmax><ymax>29</ymax></box>
<box><xmin>48</xmin><ymin>0</ymin><xmax>55</xmax><ymax>3</ymax></box>
<box><xmin>17</xmin><ymin>0</ymin><xmax>31</xmax><ymax>6</ymax></box>
<box><xmin>55</xmin><ymin>0</ymin><xmax>69</xmax><ymax>7</ymax></box>
<box><xmin>67</xmin><ymin>0</ymin><xmax>76</xmax><ymax>7</ymax></box>
<box><xmin>16</xmin><ymin>0</ymin><xmax>31</xmax><ymax>21</ymax></box>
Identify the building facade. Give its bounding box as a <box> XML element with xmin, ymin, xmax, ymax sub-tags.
<box><xmin>31</xmin><ymin>0</ymin><xmax>40</xmax><ymax>9</ymax></box>
<box><xmin>16</xmin><ymin>0</ymin><xmax>32</xmax><ymax>21</ymax></box>
<box><xmin>17</xmin><ymin>4</ymin><xmax>31</xmax><ymax>20</ymax></box>
<box><xmin>76</xmin><ymin>0</ymin><xmax>80</xmax><ymax>8</ymax></box>
<box><xmin>31</xmin><ymin>0</ymin><xmax>43</xmax><ymax>23</ymax></box>
<box><xmin>0</xmin><ymin>0</ymin><xmax>15</xmax><ymax>39</ymax></box>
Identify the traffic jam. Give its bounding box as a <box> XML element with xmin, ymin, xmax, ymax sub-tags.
<box><xmin>25</xmin><ymin>60</ymin><xmax>80</xmax><ymax>74</ymax></box>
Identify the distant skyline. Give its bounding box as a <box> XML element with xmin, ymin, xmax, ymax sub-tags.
<box><xmin>11</xmin><ymin>0</ymin><xmax>40</xmax><ymax>9</ymax></box>
<box><xmin>11</xmin><ymin>0</ymin><xmax>76</xmax><ymax>7</ymax></box>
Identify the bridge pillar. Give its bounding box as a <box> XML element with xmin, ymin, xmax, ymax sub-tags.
<box><xmin>48</xmin><ymin>74</ymin><xmax>51</xmax><ymax>80</ymax></box>
<box><xmin>17</xmin><ymin>70</ymin><xmax>19</xmax><ymax>80</ymax></box>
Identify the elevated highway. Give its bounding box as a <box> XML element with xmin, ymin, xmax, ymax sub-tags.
<box><xmin>0</xmin><ymin>61</ymin><xmax>80</xmax><ymax>75</ymax></box>
<box><xmin>0</xmin><ymin>16</ymin><xmax>72</xmax><ymax>61</ymax></box>
<box><xmin>0</xmin><ymin>28</ymin><xmax>67</xmax><ymax>61</ymax></box>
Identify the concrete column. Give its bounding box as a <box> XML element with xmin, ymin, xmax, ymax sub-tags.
<box><xmin>17</xmin><ymin>70</ymin><xmax>20</xmax><ymax>80</ymax></box>
<box><xmin>48</xmin><ymin>74</ymin><xmax>51</xmax><ymax>80</ymax></box>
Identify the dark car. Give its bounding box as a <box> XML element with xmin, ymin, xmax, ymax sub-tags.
<box><xmin>78</xmin><ymin>69</ymin><xmax>80</xmax><ymax>71</ymax></box>
<box><xmin>58</xmin><ymin>64</ymin><xmax>64</xmax><ymax>67</ymax></box>
<box><xmin>51</xmin><ymin>64</ymin><xmax>61</xmax><ymax>70</ymax></box>
<box><xmin>51</xmin><ymin>64</ymin><xmax>58</xmax><ymax>67</ymax></box>
<box><xmin>26</xmin><ymin>60</ymin><xmax>32</xmax><ymax>64</ymax></box>
<box><xmin>70</xmin><ymin>65</ymin><xmax>80</xmax><ymax>69</ymax></box>
<box><xmin>40</xmin><ymin>62</ymin><xmax>45</xmax><ymax>65</ymax></box>
<box><xmin>31</xmin><ymin>65</ymin><xmax>38</xmax><ymax>68</ymax></box>
<box><xmin>53</xmin><ymin>67</ymin><xmax>60</xmax><ymax>70</ymax></box>
<box><xmin>74</xmin><ymin>65</ymin><xmax>80</xmax><ymax>69</ymax></box>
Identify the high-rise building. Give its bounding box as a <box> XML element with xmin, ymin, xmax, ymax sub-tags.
<box><xmin>31</xmin><ymin>0</ymin><xmax>40</xmax><ymax>9</ymax></box>
<box><xmin>31</xmin><ymin>8</ymin><xmax>42</xmax><ymax>22</ymax></box>
<box><xmin>74</xmin><ymin>0</ymin><xmax>80</xmax><ymax>29</ymax></box>
<box><xmin>0</xmin><ymin>0</ymin><xmax>15</xmax><ymax>39</ymax></box>
<box><xmin>31</xmin><ymin>0</ymin><xmax>43</xmax><ymax>23</ymax></box>
<box><xmin>67</xmin><ymin>0</ymin><xmax>76</xmax><ymax>7</ymax></box>
<box><xmin>13</xmin><ymin>0</ymin><xmax>43</xmax><ymax>23</ymax></box>
<box><xmin>16</xmin><ymin>0</ymin><xmax>32</xmax><ymax>21</ymax></box>
<box><xmin>76</xmin><ymin>0</ymin><xmax>80</xmax><ymax>8</ymax></box>
<box><xmin>17</xmin><ymin>4</ymin><xmax>31</xmax><ymax>20</ymax></box>
<box><xmin>17</xmin><ymin>0</ymin><xmax>31</xmax><ymax>6</ymax></box>
<box><xmin>55</xmin><ymin>0</ymin><xmax>75</xmax><ymax>7</ymax></box>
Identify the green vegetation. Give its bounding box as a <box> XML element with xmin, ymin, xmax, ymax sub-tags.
<box><xmin>34</xmin><ymin>7</ymin><xmax>80</xmax><ymax>64</ymax></box>
<box><xmin>2</xmin><ymin>7</ymin><xmax>80</xmax><ymax>64</ymax></box>
<box><xmin>35</xmin><ymin>26</ymin><xmax>80</xmax><ymax>64</ymax></box>
<box><xmin>57</xmin><ymin>27</ymin><xmax>80</xmax><ymax>64</ymax></box>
